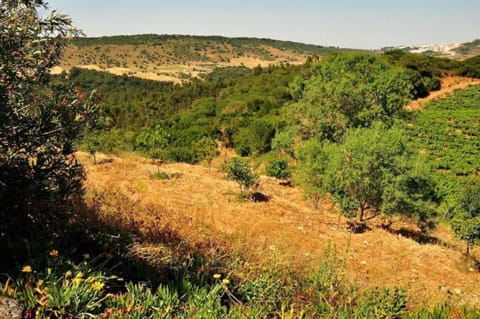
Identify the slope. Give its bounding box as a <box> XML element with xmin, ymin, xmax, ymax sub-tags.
<box><xmin>79</xmin><ymin>152</ymin><xmax>480</xmax><ymax>308</ymax></box>
<box><xmin>55</xmin><ymin>34</ymin><xmax>352</xmax><ymax>83</ymax></box>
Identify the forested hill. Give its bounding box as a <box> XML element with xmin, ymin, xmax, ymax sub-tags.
<box><xmin>56</xmin><ymin>34</ymin><xmax>358</xmax><ymax>83</ymax></box>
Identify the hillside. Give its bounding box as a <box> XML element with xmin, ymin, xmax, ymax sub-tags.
<box><xmin>79</xmin><ymin>151</ymin><xmax>480</xmax><ymax>307</ymax></box>
<box><xmin>55</xmin><ymin>34</ymin><xmax>352</xmax><ymax>83</ymax></box>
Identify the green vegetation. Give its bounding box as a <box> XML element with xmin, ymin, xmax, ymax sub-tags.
<box><xmin>70</xmin><ymin>34</ymin><xmax>349</xmax><ymax>56</ymax></box>
<box><xmin>406</xmin><ymin>85</ymin><xmax>480</xmax><ymax>204</ymax></box>
<box><xmin>297</xmin><ymin>127</ymin><xmax>437</xmax><ymax>228</ymax></box>
<box><xmin>0</xmin><ymin>0</ymin><xmax>97</xmax><ymax>252</ymax></box>
<box><xmin>3</xmin><ymin>1</ymin><xmax>480</xmax><ymax>317</ymax></box>
<box><xmin>266</xmin><ymin>158</ymin><xmax>291</xmax><ymax>180</ymax></box>
<box><xmin>451</xmin><ymin>181</ymin><xmax>480</xmax><ymax>256</ymax></box>
<box><xmin>224</xmin><ymin>157</ymin><xmax>259</xmax><ymax>197</ymax></box>
<box><xmin>193</xmin><ymin>136</ymin><xmax>219</xmax><ymax>169</ymax></box>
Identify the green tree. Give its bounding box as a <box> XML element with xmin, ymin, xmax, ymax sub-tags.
<box><xmin>224</xmin><ymin>157</ymin><xmax>259</xmax><ymax>197</ymax></box>
<box><xmin>291</xmin><ymin>53</ymin><xmax>412</xmax><ymax>142</ymax></box>
<box><xmin>193</xmin><ymin>136</ymin><xmax>219</xmax><ymax>171</ymax></box>
<box><xmin>451</xmin><ymin>181</ymin><xmax>480</xmax><ymax>256</ymax></box>
<box><xmin>297</xmin><ymin>127</ymin><xmax>438</xmax><ymax>227</ymax></box>
<box><xmin>266</xmin><ymin>158</ymin><xmax>290</xmax><ymax>180</ymax></box>
<box><xmin>295</xmin><ymin>139</ymin><xmax>329</xmax><ymax>209</ymax></box>
<box><xmin>0</xmin><ymin>0</ymin><xmax>97</xmax><ymax>238</ymax></box>
<box><xmin>234</xmin><ymin>119</ymin><xmax>275</xmax><ymax>156</ymax></box>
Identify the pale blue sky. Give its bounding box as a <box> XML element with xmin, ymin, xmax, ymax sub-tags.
<box><xmin>48</xmin><ymin>0</ymin><xmax>479</xmax><ymax>49</ymax></box>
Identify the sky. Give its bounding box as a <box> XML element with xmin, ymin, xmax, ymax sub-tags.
<box><xmin>47</xmin><ymin>0</ymin><xmax>479</xmax><ymax>50</ymax></box>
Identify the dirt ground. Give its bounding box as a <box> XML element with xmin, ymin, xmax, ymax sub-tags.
<box><xmin>407</xmin><ymin>76</ymin><xmax>480</xmax><ymax>110</ymax></box>
<box><xmin>78</xmin><ymin>152</ymin><xmax>480</xmax><ymax>308</ymax></box>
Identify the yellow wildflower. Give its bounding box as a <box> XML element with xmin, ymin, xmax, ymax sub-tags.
<box><xmin>47</xmin><ymin>268</ymin><xmax>52</xmax><ymax>275</ymax></box>
<box><xmin>65</xmin><ymin>271</ymin><xmax>72</xmax><ymax>278</ymax></box>
<box><xmin>91</xmin><ymin>281</ymin><xmax>104</xmax><ymax>291</ymax></box>
<box><xmin>213</xmin><ymin>273</ymin><xmax>221</xmax><ymax>279</ymax></box>
<box><xmin>22</xmin><ymin>265</ymin><xmax>32</xmax><ymax>273</ymax></box>
<box><xmin>72</xmin><ymin>277</ymin><xmax>82</xmax><ymax>286</ymax></box>
<box><xmin>222</xmin><ymin>279</ymin><xmax>230</xmax><ymax>285</ymax></box>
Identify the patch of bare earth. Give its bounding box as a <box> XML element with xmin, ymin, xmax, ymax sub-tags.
<box><xmin>407</xmin><ymin>76</ymin><xmax>480</xmax><ymax>110</ymax></box>
<box><xmin>78</xmin><ymin>152</ymin><xmax>480</xmax><ymax>308</ymax></box>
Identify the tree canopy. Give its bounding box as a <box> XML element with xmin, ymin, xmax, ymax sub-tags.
<box><xmin>296</xmin><ymin>127</ymin><xmax>438</xmax><ymax>228</ymax></box>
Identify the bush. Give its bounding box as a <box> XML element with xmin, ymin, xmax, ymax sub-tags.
<box><xmin>224</xmin><ymin>157</ymin><xmax>259</xmax><ymax>197</ymax></box>
<box><xmin>0</xmin><ymin>1</ymin><xmax>97</xmax><ymax>243</ymax></box>
<box><xmin>266</xmin><ymin>158</ymin><xmax>290</xmax><ymax>180</ymax></box>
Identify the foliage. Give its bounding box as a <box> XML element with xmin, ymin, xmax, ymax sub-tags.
<box><xmin>290</xmin><ymin>53</ymin><xmax>412</xmax><ymax>142</ymax></box>
<box><xmin>266</xmin><ymin>158</ymin><xmax>290</xmax><ymax>180</ymax></box>
<box><xmin>234</xmin><ymin>119</ymin><xmax>275</xmax><ymax>156</ymax></box>
<box><xmin>193</xmin><ymin>136</ymin><xmax>219</xmax><ymax>169</ymax></box>
<box><xmin>297</xmin><ymin>127</ymin><xmax>438</xmax><ymax>225</ymax></box>
<box><xmin>271</xmin><ymin>125</ymin><xmax>299</xmax><ymax>156</ymax></box>
<box><xmin>451</xmin><ymin>180</ymin><xmax>480</xmax><ymax>255</ymax></box>
<box><xmin>224</xmin><ymin>157</ymin><xmax>259</xmax><ymax>197</ymax></box>
<box><xmin>1</xmin><ymin>254</ymin><xmax>112</xmax><ymax>319</ymax></box>
<box><xmin>151</xmin><ymin>171</ymin><xmax>169</xmax><ymax>180</ymax></box>
<box><xmin>0</xmin><ymin>1</ymin><xmax>97</xmax><ymax>240</ymax></box>
<box><xmin>295</xmin><ymin>139</ymin><xmax>329</xmax><ymax>208</ymax></box>
<box><xmin>405</xmin><ymin>85</ymin><xmax>480</xmax><ymax>205</ymax></box>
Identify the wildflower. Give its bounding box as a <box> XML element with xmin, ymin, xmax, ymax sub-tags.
<box><xmin>65</xmin><ymin>270</ymin><xmax>72</xmax><ymax>278</ymax></box>
<box><xmin>72</xmin><ymin>277</ymin><xmax>82</xmax><ymax>286</ymax></box>
<box><xmin>213</xmin><ymin>273</ymin><xmax>221</xmax><ymax>279</ymax></box>
<box><xmin>49</xmin><ymin>249</ymin><xmax>59</xmax><ymax>257</ymax></box>
<box><xmin>22</xmin><ymin>265</ymin><xmax>32</xmax><ymax>273</ymax></box>
<box><xmin>222</xmin><ymin>279</ymin><xmax>230</xmax><ymax>285</ymax></box>
<box><xmin>75</xmin><ymin>272</ymin><xmax>84</xmax><ymax>279</ymax></box>
<box><xmin>92</xmin><ymin>281</ymin><xmax>104</xmax><ymax>291</ymax></box>
<box><xmin>85</xmin><ymin>276</ymin><xmax>96</xmax><ymax>284</ymax></box>
<box><xmin>47</xmin><ymin>268</ymin><xmax>52</xmax><ymax>275</ymax></box>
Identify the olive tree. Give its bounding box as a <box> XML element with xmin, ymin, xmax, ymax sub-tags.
<box><xmin>296</xmin><ymin>127</ymin><xmax>438</xmax><ymax>229</ymax></box>
<box><xmin>193</xmin><ymin>136</ymin><xmax>219</xmax><ymax>171</ymax></box>
<box><xmin>224</xmin><ymin>157</ymin><xmax>258</xmax><ymax>197</ymax></box>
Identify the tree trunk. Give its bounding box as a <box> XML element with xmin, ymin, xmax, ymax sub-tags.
<box><xmin>359</xmin><ymin>205</ymin><xmax>365</xmax><ymax>222</ymax></box>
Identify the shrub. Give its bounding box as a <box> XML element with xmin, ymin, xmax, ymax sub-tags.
<box><xmin>0</xmin><ymin>0</ymin><xmax>97</xmax><ymax>242</ymax></box>
<box><xmin>266</xmin><ymin>158</ymin><xmax>290</xmax><ymax>180</ymax></box>
<box><xmin>224</xmin><ymin>157</ymin><xmax>259</xmax><ymax>197</ymax></box>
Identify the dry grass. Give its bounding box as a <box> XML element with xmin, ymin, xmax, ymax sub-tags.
<box><xmin>58</xmin><ymin>43</ymin><xmax>306</xmax><ymax>83</ymax></box>
<box><xmin>78</xmin><ymin>151</ymin><xmax>480</xmax><ymax>308</ymax></box>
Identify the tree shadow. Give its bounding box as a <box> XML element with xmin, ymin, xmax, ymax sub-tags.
<box><xmin>384</xmin><ymin>226</ymin><xmax>453</xmax><ymax>249</ymax></box>
<box><xmin>1</xmin><ymin>192</ymin><xmax>233</xmax><ymax>292</ymax></box>
<box><xmin>346</xmin><ymin>221</ymin><xmax>371</xmax><ymax>233</ymax></box>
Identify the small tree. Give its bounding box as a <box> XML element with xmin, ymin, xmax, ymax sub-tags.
<box><xmin>224</xmin><ymin>157</ymin><xmax>259</xmax><ymax>197</ymax></box>
<box><xmin>451</xmin><ymin>181</ymin><xmax>480</xmax><ymax>256</ymax></box>
<box><xmin>295</xmin><ymin>140</ymin><xmax>329</xmax><ymax>209</ymax></box>
<box><xmin>296</xmin><ymin>127</ymin><xmax>438</xmax><ymax>227</ymax></box>
<box><xmin>85</xmin><ymin>135</ymin><xmax>101</xmax><ymax>164</ymax></box>
<box><xmin>193</xmin><ymin>136</ymin><xmax>219</xmax><ymax>171</ymax></box>
<box><xmin>266</xmin><ymin>158</ymin><xmax>290</xmax><ymax>180</ymax></box>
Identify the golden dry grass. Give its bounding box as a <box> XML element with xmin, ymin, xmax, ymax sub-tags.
<box><xmin>78</xmin><ymin>151</ymin><xmax>480</xmax><ymax>308</ymax></box>
<box><xmin>58</xmin><ymin>43</ymin><xmax>306</xmax><ymax>83</ymax></box>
